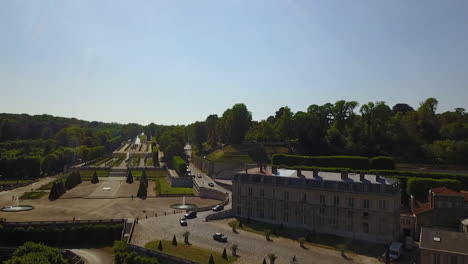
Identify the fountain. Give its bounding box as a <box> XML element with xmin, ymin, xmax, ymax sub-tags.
<box><xmin>1</xmin><ymin>197</ymin><xmax>34</xmax><ymax>212</ymax></box>
<box><xmin>170</xmin><ymin>195</ymin><xmax>198</xmax><ymax>211</ymax></box>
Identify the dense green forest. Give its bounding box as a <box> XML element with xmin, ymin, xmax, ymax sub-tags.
<box><xmin>0</xmin><ymin>114</ymin><xmax>144</xmax><ymax>178</ymax></box>
<box><xmin>1</xmin><ymin>97</ymin><xmax>467</xmax><ymax>178</ymax></box>
<box><xmin>183</xmin><ymin>98</ymin><xmax>468</xmax><ymax>166</ymax></box>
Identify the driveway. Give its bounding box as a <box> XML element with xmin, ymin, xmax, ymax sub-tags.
<box><xmin>131</xmin><ymin>210</ymin><xmax>379</xmax><ymax>264</ymax></box>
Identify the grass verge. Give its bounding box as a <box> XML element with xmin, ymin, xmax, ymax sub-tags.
<box><xmin>154</xmin><ymin>178</ymin><xmax>193</xmax><ymax>195</ymax></box>
<box><xmin>20</xmin><ymin>191</ymin><xmax>47</xmax><ymax>199</ymax></box>
<box><xmin>145</xmin><ymin>240</ymin><xmax>236</xmax><ymax>264</ymax></box>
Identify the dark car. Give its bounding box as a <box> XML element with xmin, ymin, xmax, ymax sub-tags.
<box><xmin>213</xmin><ymin>233</ymin><xmax>228</xmax><ymax>242</ymax></box>
<box><xmin>212</xmin><ymin>205</ymin><xmax>224</xmax><ymax>211</ymax></box>
<box><xmin>179</xmin><ymin>217</ymin><xmax>187</xmax><ymax>226</ymax></box>
<box><xmin>208</xmin><ymin>182</ymin><xmax>214</xmax><ymax>187</ymax></box>
<box><xmin>184</xmin><ymin>211</ymin><xmax>197</xmax><ymax>219</ymax></box>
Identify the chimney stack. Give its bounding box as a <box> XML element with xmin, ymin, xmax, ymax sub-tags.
<box><xmin>313</xmin><ymin>169</ymin><xmax>319</xmax><ymax>178</ymax></box>
<box><xmin>297</xmin><ymin>168</ymin><xmax>302</xmax><ymax>177</ymax></box>
<box><xmin>341</xmin><ymin>171</ymin><xmax>348</xmax><ymax>181</ymax></box>
<box><xmin>272</xmin><ymin>165</ymin><xmax>278</xmax><ymax>175</ymax></box>
<box><xmin>359</xmin><ymin>171</ymin><xmax>365</xmax><ymax>182</ymax></box>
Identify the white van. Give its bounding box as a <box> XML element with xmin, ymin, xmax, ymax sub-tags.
<box><xmin>389</xmin><ymin>242</ymin><xmax>403</xmax><ymax>260</ymax></box>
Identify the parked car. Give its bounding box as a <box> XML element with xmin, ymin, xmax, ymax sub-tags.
<box><xmin>179</xmin><ymin>217</ymin><xmax>187</xmax><ymax>226</ymax></box>
<box><xmin>212</xmin><ymin>205</ymin><xmax>224</xmax><ymax>211</ymax></box>
<box><xmin>213</xmin><ymin>233</ymin><xmax>228</xmax><ymax>242</ymax></box>
<box><xmin>184</xmin><ymin>211</ymin><xmax>197</xmax><ymax>219</ymax></box>
<box><xmin>388</xmin><ymin>242</ymin><xmax>403</xmax><ymax>260</ymax></box>
<box><xmin>208</xmin><ymin>182</ymin><xmax>214</xmax><ymax>187</ymax></box>
<box><xmin>197</xmin><ymin>174</ymin><xmax>202</xmax><ymax>178</ymax></box>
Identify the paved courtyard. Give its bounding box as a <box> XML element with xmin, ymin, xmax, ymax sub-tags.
<box><xmin>0</xmin><ymin>177</ymin><xmax>218</xmax><ymax>222</ymax></box>
<box><xmin>132</xmin><ymin>211</ymin><xmax>381</xmax><ymax>264</ymax></box>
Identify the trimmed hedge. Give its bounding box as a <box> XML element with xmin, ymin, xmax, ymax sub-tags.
<box><xmin>152</xmin><ymin>146</ymin><xmax>159</xmax><ymax>167</ymax></box>
<box><xmin>272</xmin><ymin>154</ymin><xmax>390</xmax><ymax>170</ymax></box>
<box><xmin>0</xmin><ymin>224</ymin><xmax>123</xmax><ymax>246</ymax></box>
<box><xmin>370</xmin><ymin>156</ymin><xmax>395</xmax><ymax>170</ymax></box>
<box><xmin>65</xmin><ymin>171</ymin><xmax>82</xmax><ymax>190</ymax></box>
<box><xmin>406</xmin><ymin>178</ymin><xmax>462</xmax><ymax>202</ymax></box>
<box><xmin>172</xmin><ymin>156</ymin><xmax>186</xmax><ymax>176</ymax></box>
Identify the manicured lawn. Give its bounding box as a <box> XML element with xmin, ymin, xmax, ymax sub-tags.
<box><xmin>227</xmin><ymin>219</ymin><xmax>385</xmax><ymax>256</ymax></box>
<box><xmin>205</xmin><ymin>145</ymin><xmax>254</xmax><ymax>164</ymax></box>
<box><xmin>78</xmin><ymin>170</ymin><xmax>109</xmax><ymax>177</ymax></box>
<box><xmin>20</xmin><ymin>191</ymin><xmax>47</xmax><ymax>199</ymax></box>
<box><xmin>133</xmin><ymin>170</ymin><xmax>166</xmax><ymax>179</ymax></box>
<box><xmin>38</xmin><ymin>179</ymin><xmax>62</xmax><ymax>190</ymax></box>
<box><xmin>145</xmin><ymin>240</ymin><xmax>236</xmax><ymax>264</ymax></box>
<box><xmin>146</xmin><ymin>158</ymin><xmax>153</xmax><ymax>166</ymax></box>
<box><xmin>155</xmin><ymin>178</ymin><xmax>193</xmax><ymax>195</ymax></box>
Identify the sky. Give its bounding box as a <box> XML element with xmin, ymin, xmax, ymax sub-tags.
<box><xmin>1</xmin><ymin>0</ymin><xmax>467</xmax><ymax>125</ymax></box>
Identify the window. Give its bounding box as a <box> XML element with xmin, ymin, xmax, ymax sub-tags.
<box><xmin>379</xmin><ymin>200</ymin><xmax>386</xmax><ymax>210</ymax></box>
<box><xmin>363</xmin><ymin>223</ymin><xmax>369</xmax><ymax>233</ymax></box>
<box><xmin>347</xmin><ymin>221</ymin><xmax>354</xmax><ymax>231</ymax></box>
<box><xmin>271</xmin><ymin>211</ymin><xmax>276</xmax><ymax>220</ymax></box>
<box><xmin>363</xmin><ymin>199</ymin><xmax>370</xmax><ymax>209</ymax></box>
<box><xmin>258</xmin><ymin>209</ymin><xmax>264</xmax><ymax>218</ymax></box>
<box><xmin>333</xmin><ymin>196</ymin><xmax>340</xmax><ymax>206</ymax></box>
<box><xmin>319</xmin><ymin>208</ymin><xmax>325</xmax><ymax>215</ymax></box>
<box><xmin>283</xmin><ymin>213</ymin><xmax>289</xmax><ymax>222</ymax></box>
<box><xmin>450</xmin><ymin>256</ymin><xmax>458</xmax><ymax>264</ymax></box>
<box><xmin>248</xmin><ymin>187</ymin><xmax>252</xmax><ymax>196</ymax></box>
<box><xmin>273</xmin><ymin>190</ymin><xmax>276</xmax><ymax>199</ymax></box>
<box><xmin>348</xmin><ymin>197</ymin><xmax>354</xmax><ymax>208</ymax></box>
<box><xmin>432</xmin><ymin>253</ymin><xmax>440</xmax><ymax>264</ymax></box>
<box><xmin>302</xmin><ymin>193</ymin><xmax>307</xmax><ymax>202</ymax></box>
<box><xmin>363</xmin><ymin>212</ymin><xmax>369</xmax><ymax>218</ymax></box>
<box><xmin>259</xmin><ymin>189</ymin><xmax>264</xmax><ymax>197</ymax></box>
<box><xmin>284</xmin><ymin>191</ymin><xmax>289</xmax><ymax>201</ymax></box>
<box><xmin>348</xmin><ymin>211</ymin><xmax>354</xmax><ymax>218</ymax></box>
<box><xmin>237</xmin><ymin>206</ymin><xmax>241</xmax><ymax>215</ymax></box>
<box><xmin>320</xmin><ymin>195</ymin><xmax>326</xmax><ymax>205</ymax></box>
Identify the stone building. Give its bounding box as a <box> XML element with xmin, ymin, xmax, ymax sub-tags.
<box><xmin>420</xmin><ymin>228</ymin><xmax>468</xmax><ymax>264</ymax></box>
<box><xmin>412</xmin><ymin>187</ymin><xmax>468</xmax><ymax>239</ymax></box>
<box><xmin>232</xmin><ymin>167</ymin><xmax>401</xmax><ymax>243</ymax></box>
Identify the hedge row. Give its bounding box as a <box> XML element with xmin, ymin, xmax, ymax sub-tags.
<box><xmin>406</xmin><ymin>178</ymin><xmax>462</xmax><ymax>202</ymax></box>
<box><xmin>0</xmin><ymin>224</ymin><xmax>123</xmax><ymax>246</ymax></box>
<box><xmin>114</xmin><ymin>241</ymin><xmax>160</xmax><ymax>264</ymax></box>
<box><xmin>0</xmin><ymin>157</ymin><xmax>41</xmax><ymax>178</ymax></box>
<box><xmin>152</xmin><ymin>146</ymin><xmax>159</xmax><ymax>167</ymax></box>
<box><xmin>272</xmin><ymin>154</ymin><xmax>394</xmax><ymax>170</ymax></box>
<box><xmin>172</xmin><ymin>156</ymin><xmax>186</xmax><ymax>176</ymax></box>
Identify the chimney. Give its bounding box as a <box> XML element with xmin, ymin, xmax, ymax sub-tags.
<box><xmin>272</xmin><ymin>165</ymin><xmax>278</xmax><ymax>175</ymax></box>
<box><xmin>297</xmin><ymin>168</ymin><xmax>302</xmax><ymax>177</ymax></box>
<box><xmin>410</xmin><ymin>195</ymin><xmax>415</xmax><ymax>211</ymax></box>
<box><xmin>313</xmin><ymin>169</ymin><xmax>319</xmax><ymax>178</ymax></box>
<box><xmin>359</xmin><ymin>171</ymin><xmax>365</xmax><ymax>182</ymax></box>
<box><xmin>341</xmin><ymin>171</ymin><xmax>348</xmax><ymax>181</ymax></box>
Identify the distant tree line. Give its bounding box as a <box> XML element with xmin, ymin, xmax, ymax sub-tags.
<box><xmin>182</xmin><ymin>99</ymin><xmax>467</xmax><ymax>165</ymax></box>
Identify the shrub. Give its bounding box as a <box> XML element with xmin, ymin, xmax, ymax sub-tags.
<box><xmin>137</xmin><ymin>180</ymin><xmax>147</xmax><ymax>198</ymax></box>
<box><xmin>91</xmin><ymin>171</ymin><xmax>99</xmax><ymax>184</ymax></box>
<box><xmin>65</xmin><ymin>171</ymin><xmax>82</xmax><ymax>190</ymax></box>
<box><xmin>126</xmin><ymin>170</ymin><xmax>134</xmax><ymax>184</ymax></box>
<box><xmin>370</xmin><ymin>156</ymin><xmax>395</xmax><ymax>170</ymax></box>
<box><xmin>4</xmin><ymin>242</ymin><xmax>67</xmax><ymax>264</ymax></box>
<box><xmin>113</xmin><ymin>241</ymin><xmax>160</xmax><ymax>264</ymax></box>
<box><xmin>172</xmin><ymin>156</ymin><xmax>187</xmax><ymax>176</ymax></box>
<box><xmin>406</xmin><ymin>178</ymin><xmax>462</xmax><ymax>202</ymax></box>
<box><xmin>48</xmin><ymin>181</ymin><xmax>66</xmax><ymax>200</ymax></box>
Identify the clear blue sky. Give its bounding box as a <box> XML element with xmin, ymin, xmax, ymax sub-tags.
<box><xmin>1</xmin><ymin>0</ymin><xmax>467</xmax><ymax>125</ymax></box>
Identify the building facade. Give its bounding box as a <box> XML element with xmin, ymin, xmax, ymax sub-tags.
<box><xmin>232</xmin><ymin>167</ymin><xmax>401</xmax><ymax>243</ymax></box>
<box><xmin>420</xmin><ymin>228</ymin><xmax>468</xmax><ymax>264</ymax></box>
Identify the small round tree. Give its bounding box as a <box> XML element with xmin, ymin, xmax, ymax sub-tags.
<box><xmin>265</xmin><ymin>229</ymin><xmax>271</xmax><ymax>241</ymax></box>
<box><xmin>230</xmin><ymin>243</ymin><xmax>238</xmax><ymax>256</ymax></box>
<box><xmin>229</xmin><ymin>220</ymin><xmax>240</xmax><ymax>233</ymax></box>
<box><xmin>298</xmin><ymin>237</ymin><xmax>305</xmax><ymax>248</ymax></box>
<box><xmin>183</xmin><ymin>231</ymin><xmax>190</xmax><ymax>244</ymax></box>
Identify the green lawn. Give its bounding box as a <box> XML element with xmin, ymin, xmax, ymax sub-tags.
<box><xmin>77</xmin><ymin>170</ymin><xmax>109</xmax><ymax>177</ymax></box>
<box><xmin>227</xmin><ymin>219</ymin><xmax>385</xmax><ymax>256</ymax></box>
<box><xmin>155</xmin><ymin>178</ymin><xmax>193</xmax><ymax>195</ymax></box>
<box><xmin>146</xmin><ymin>158</ymin><xmax>153</xmax><ymax>166</ymax></box>
<box><xmin>133</xmin><ymin>170</ymin><xmax>166</xmax><ymax>179</ymax></box>
<box><xmin>20</xmin><ymin>191</ymin><xmax>47</xmax><ymax>199</ymax></box>
<box><xmin>145</xmin><ymin>240</ymin><xmax>236</xmax><ymax>264</ymax></box>
<box><xmin>38</xmin><ymin>179</ymin><xmax>62</xmax><ymax>190</ymax></box>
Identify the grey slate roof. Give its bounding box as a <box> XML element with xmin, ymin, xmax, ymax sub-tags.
<box><xmin>420</xmin><ymin>228</ymin><xmax>468</xmax><ymax>255</ymax></box>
